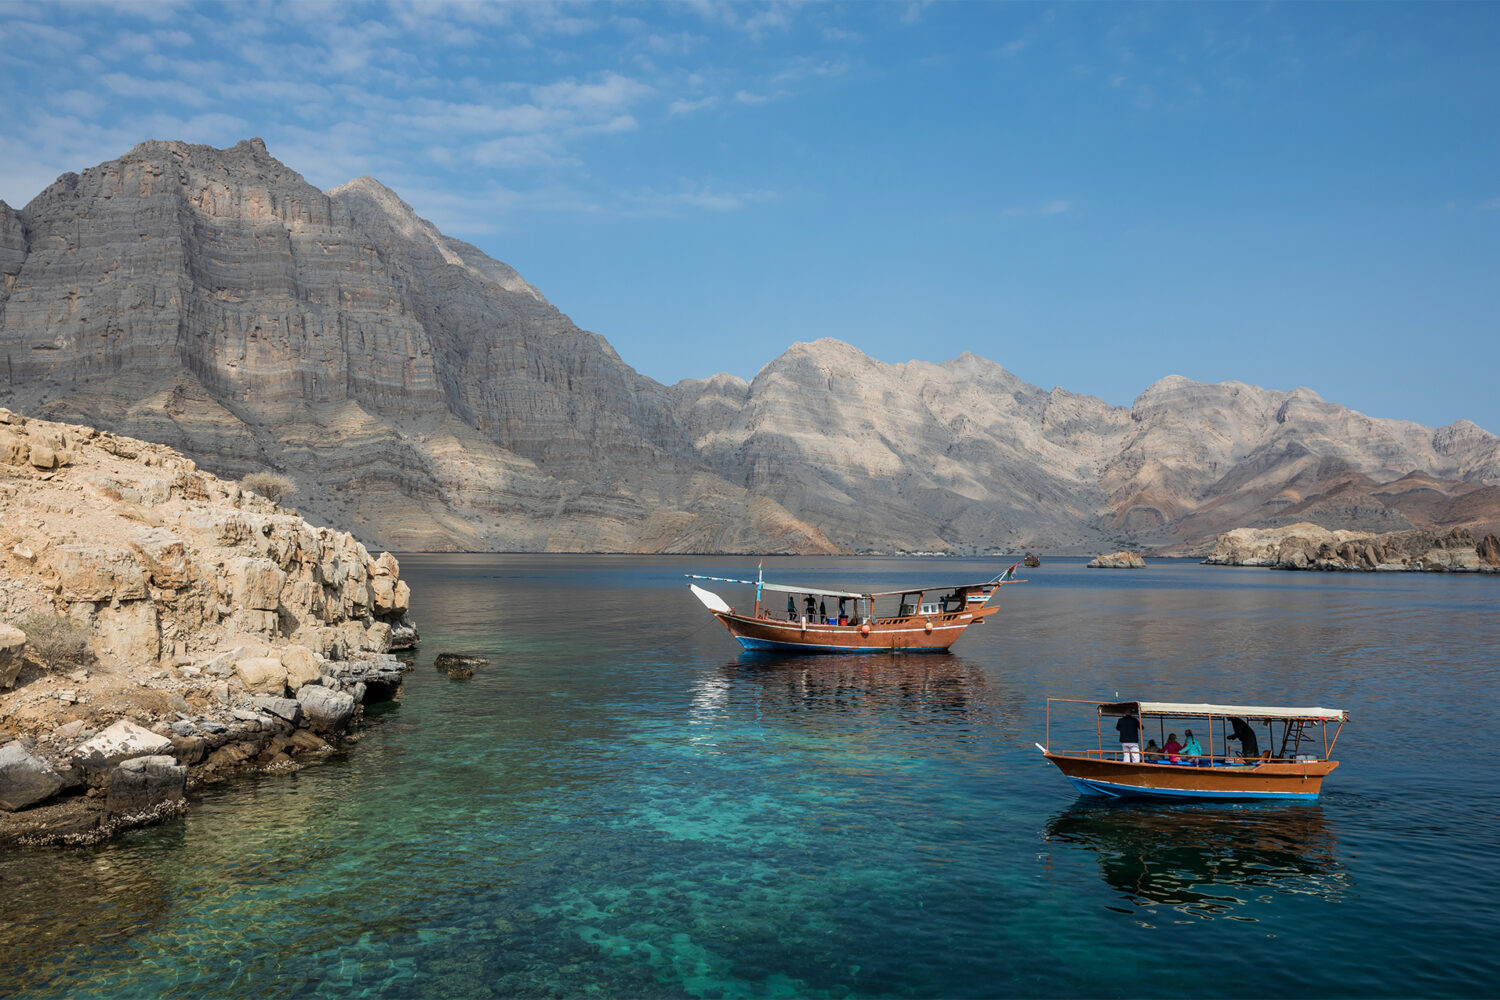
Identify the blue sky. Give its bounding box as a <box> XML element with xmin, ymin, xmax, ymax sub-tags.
<box><xmin>2</xmin><ymin>1</ymin><xmax>1497</xmax><ymax>433</ymax></box>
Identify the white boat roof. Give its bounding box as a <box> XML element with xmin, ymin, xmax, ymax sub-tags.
<box><xmin>684</xmin><ymin>573</ymin><xmax>1006</xmax><ymax>600</ymax></box>
<box><xmin>1101</xmin><ymin>700</ymin><xmax>1348</xmax><ymax>722</ymax></box>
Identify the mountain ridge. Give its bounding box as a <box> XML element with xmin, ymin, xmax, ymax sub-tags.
<box><xmin>3</xmin><ymin>139</ymin><xmax>1498</xmax><ymax>554</ymax></box>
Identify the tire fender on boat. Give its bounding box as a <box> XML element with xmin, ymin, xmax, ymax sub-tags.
<box><xmin>924</xmin><ymin>620</ymin><xmax>933</xmax><ymax>634</ymax></box>
<box><xmin>860</xmin><ymin>623</ymin><xmax>871</xmax><ymax>636</ymax></box>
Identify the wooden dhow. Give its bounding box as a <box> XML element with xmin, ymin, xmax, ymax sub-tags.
<box><xmin>1039</xmin><ymin>698</ymin><xmax>1349</xmax><ymax>801</ymax></box>
<box><xmin>687</xmin><ymin>563</ymin><xmax>1024</xmax><ymax>653</ymax></box>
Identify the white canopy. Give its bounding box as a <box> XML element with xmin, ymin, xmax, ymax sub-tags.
<box><xmin>1101</xmin><ymin>701</ymin><xmax>1347</xmax><ymax>722</ymax></box>
<box><xmin>683</xmin><ymin>574</ymin><xmax>990</xmax><ymax>600</ymax></box>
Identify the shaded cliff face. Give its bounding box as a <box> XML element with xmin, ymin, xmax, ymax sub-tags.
<box><xmin>2</xmin><ymin>139</ymin><xmax>1498</xmax><ymax>554</ymax></box>
<box><xmin>0</xmin><ymin>139</ymin><xmax>827</xmax><ymax>553</ymax></box>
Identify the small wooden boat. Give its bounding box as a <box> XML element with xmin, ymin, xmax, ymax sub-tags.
<box><xmin>1038</xmin><ymin>698</ymin><xmax>1348</xmax><ymax>801</ymax></box>
<box><xmin>1023</xmin><ymin>553</ymin><xmax>1040</xmax><ymax>567</ymax></box>
<box><xmin>687</xmin><ymin>563</ymin><xmax>1024</xmax><ymax>654</ymax></box>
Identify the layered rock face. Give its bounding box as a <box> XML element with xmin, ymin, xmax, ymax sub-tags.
<box><xmin>0</xmin><ymin>409</ymin><xmax>416</xmax><ymax>844</ymax></box>
<box><xmin>3</xmin><ymin>139</ymin><xmax>1499</xmax><ymax>555</ymax></box>
<box><xmin>0</xmin><ymin>139</ymin><xmax>817</xmax><ymax>553</ymax></box>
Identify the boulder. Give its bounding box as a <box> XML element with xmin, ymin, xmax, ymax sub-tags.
<box><xmin>234</xmin><ymin>655</ymin><xmax>288</xmax><ymax>695</ymax></box>
<box><xmin>434</xmin><ymin>652</ymin><xmax>489</xmax><ymax>670</ymax></box>
<box><xmin>72</xmin><ymin>720</ymin><xmax>174</xmax><ymax>770</ymax></box>
<box><xmin>28</xmin><ymin>441</ymin><xmax>57</xmax><ymax>470</ymax></box>
<box><xmin>0</xmin><ymin>623</ymin><xmax>24</xmax><ymax>689</ymax></box>
<box><xmin>105</xmin><ymin>755</ymin><xmax>186</xmax><ymax>816</ymax></box>
<box><xmin>0</xmin><ymin>741</ymin><xmax>64</xmax><ymax>811</ymax></box>
<box><xmin>296</xmin><ymin>685</ymin><xmax>356</xmax><ymax>733</ymax></box>
<box><xmin>252</xmin><ymin>694</ymin><xmax>302</xmax><ymax>725</ymax></box>
<box><xmin>278</xmin><ymin>644</ymin><xmax>321</xmax><ymax>691</ymax></box>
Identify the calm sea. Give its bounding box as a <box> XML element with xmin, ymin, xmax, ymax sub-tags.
<box><xmin>2</xmin><ymin>556</ymin><xmax>1497</xmax><ymax>998</ymax></box>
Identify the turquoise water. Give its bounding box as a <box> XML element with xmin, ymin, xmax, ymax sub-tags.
<box><xmin>2</xmin><ymin>556</ymin><xmax>1498</xmax><ymax>997</ymax></box>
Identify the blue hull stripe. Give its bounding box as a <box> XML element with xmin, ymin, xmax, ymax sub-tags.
<box><xmin>1066</xmin><ymin>775</ymin><xmax>1321</xmax><ymax>801</ymax></box>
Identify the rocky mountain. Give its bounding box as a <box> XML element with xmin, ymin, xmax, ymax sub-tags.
<box><xmin>0</xmin><ymin>139</ymin><xmax>826</xmax><ymax>553</ymax></box>
<box><xmin>3</xmin><ymin>139</ymin><xmax>1499</xmax><ymax>555</ymax></box>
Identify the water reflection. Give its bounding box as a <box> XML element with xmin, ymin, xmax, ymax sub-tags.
<box><xmin>708</xmin><ymin>652</ymin><xmax>999</xmax><ymax>722</ymax></box>
<box><xmin>1042</xmin><ymin>801</ymin><xmax>1348</xmax><ymax>921</ymax></box>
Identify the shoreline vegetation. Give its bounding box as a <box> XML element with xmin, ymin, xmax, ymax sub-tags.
<box><xmin>0</xmin><ymin>410</ymin><xmax>417</xmax><ymax>847</ymax></box>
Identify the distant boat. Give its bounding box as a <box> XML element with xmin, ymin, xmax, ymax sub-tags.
<box><xmin>686</xmin><ymin>563</ymin><xmax>1025</xmax><ymax>653</ymax></box>
<box><xmin>1023</xmin><ymin>553</ymin><xmax>1041</xmax><ymax>567</ymax></box>
<box><xmin>1037</xmin><ymin>698</ymin><xmax>1348</xmax><ymax>800</ymax></box>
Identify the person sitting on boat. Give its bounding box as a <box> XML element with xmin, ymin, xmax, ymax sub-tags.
<box><xmin>1144</xmin><ymin>738</ymin><xmax>1163</xmax><ymax>763</ymax></box>
<box><xmin>1181</xmin><ymin>729</ymin><xmax>1203</xmax><ymax>761</ymax></box>
<box><xmin>1226</xmin><ymin>716</ymin><xmax>1260</xmax><ymax>760</ymax></box>
<box><xmin>1163</xmin><ymin>733</ymin><xmax>1184</xmax><ymax>763</ymax></box>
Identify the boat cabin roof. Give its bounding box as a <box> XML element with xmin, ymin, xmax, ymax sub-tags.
<box><xmin>684</xmin><ymin>574</ymin><xmax>994</xmax><ymax>600</ymax></box>
<box><xmin>1097</xmin><ymin>700</ymin><xmax>1348</xmax><ymax>722</ymax></box>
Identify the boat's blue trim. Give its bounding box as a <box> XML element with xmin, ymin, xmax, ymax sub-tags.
<box><xmin>1066</xmin><ymin>775</ymin><xmax>1321</xmax><ymax>801</ymax></box>
<box><xmin>734</xmin><ymin>636</ymin><xmax>949</xmax><ymax>654</ymax></box>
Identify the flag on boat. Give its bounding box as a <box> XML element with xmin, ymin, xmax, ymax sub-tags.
<box><xmin>999</xmin><ymin>562</ymin><xmax>1019</xmax><ymax>582</ymax></box>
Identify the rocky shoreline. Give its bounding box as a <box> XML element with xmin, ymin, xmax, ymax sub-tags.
<box><xmin>1202</xmin><ymin>523</ymin><xmax>1500</xmax><ymax>573</ymax></box>
<box><xmin>1</xmin><ymin>410</ymin><xmax>419</xmax><ymax>846</ymax></box>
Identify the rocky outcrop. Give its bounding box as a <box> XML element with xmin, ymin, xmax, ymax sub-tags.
<box><xmin>0</xmin><ymin>411</ymin><xmax>419</xmax><ymax>846</ymax></box>
<box><xmin>3</xmin><ymin>140</ymin><xmax>1499</xmax><ymax>556</ymax></box>
<box><xmin>1203</xmin><ymin>523</ymin><xmax>1500</xmax><ymax>572</ymax></box>
<box><xmin>1087</xmin><ymin>552</ymin><xmax>1146</xmax><ymax>569</ymax></box>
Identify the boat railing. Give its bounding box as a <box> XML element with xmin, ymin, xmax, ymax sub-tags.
<box><xmin>1050</xmin><ymin>747</ymin><xmax>1320</xmax><ymax>766</ymax></box>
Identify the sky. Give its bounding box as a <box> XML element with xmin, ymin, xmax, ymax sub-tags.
<box><xmin>1</xmin><ymin>0</ymin><xmax>1497</xmax><ymax>433</ymax></box>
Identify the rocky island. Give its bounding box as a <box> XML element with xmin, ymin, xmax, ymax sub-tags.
<box><xmin>0</xmin><ymin>409</ymin><xmax>417</xmax><ymax>846</ymax></box>
<box><xmin>1203</xmin><ymin>522</ymin><xmax>1500</xmax><ymax>572</ymax></box>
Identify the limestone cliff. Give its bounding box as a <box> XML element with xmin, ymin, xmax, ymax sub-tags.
<box><xmin>0</xmin><ymin>139</ymin><xmax>825</xmax><ymax>554</ymax></box>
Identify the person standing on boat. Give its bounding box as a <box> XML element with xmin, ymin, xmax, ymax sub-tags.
<box><xmin>787</xmin><ymin>595</ymin><xmax>797</xmax><ymax>621</ymax></box>
<box><xmin>1226</xmin><ymin>717</ymin><xmax>1260</xmax><ymax>759</ymax></box>
<box><xmin>1116</xmin><ymin>712</ymin><xmax>1142</xmax><ymax>763</ymax></box>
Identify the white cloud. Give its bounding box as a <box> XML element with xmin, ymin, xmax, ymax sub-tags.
<box><xmin>669</xmin><ymin>96</ymin><xmax>718</xmax><ymax>115</ymax></box>
<box><xmin>99</xmin><ymin>71</ymin><xmax>216</xmax><ymax>108</ymax></box>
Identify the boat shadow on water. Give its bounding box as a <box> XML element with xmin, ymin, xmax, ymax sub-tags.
<box><xmin>1041</xmin><ymin>799</ymin><xmax>1350</xmax><ymax>921</ymax></box>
